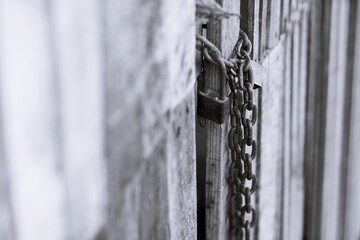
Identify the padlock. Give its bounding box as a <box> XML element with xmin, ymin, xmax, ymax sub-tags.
<box><xmin>197</xmin><ymin>89</ymin><xmax>229</xmax><ymax>124</ymax></box>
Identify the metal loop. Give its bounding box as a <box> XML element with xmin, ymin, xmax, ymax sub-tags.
<box><xmin>237</xmin><ymin>62</ymin><xmax>246</xmax><ymax>91</ymax></box>
<box><xmin>228</xmin><ymin>75</ymin><xmax>236</xmax><ymax>93</ymax></box>
<box><xmin>240</xmin><ymin>173</ymin><xmax>256</xmax><ymax>194</ymax></box>
<box><xmin>243</xmin><ymin>153</ymin><xmax>253</xmax><ymax>174</ymax></box>
<box><xmin>234</xmin><ymin>38</ymin><xmax>244</xmax><ymax>58</ymax></box>
<box><xmin>228</xmin><ymin>127</ymin><xmax>242</xmax><ymax>150</ymax></box>
<box><xmin>231</xmin><ymin>107</ymin><xmax>241</xmax><ymax>123</ymax></box>
<box><xmin>203</xmin><ymin>47</ymin><xmax>217</xmax><ymax>64</ymax></box>
<box><xmin>241</xmin><ymin>103</ymin><xmax>257</xmax><ymax>127</ymax></box>
<box><xmin>244</xmin><ymin>120</ymin><xmax>253</xmax><ymax>145</ymax></box>
<box><xmin>240</xmin><ymin>30</ymin><xmax>252</xmax><ymax>55</ymax></box>
<box><xmin>228</xmin><ymin>128</ymin><xmax>237</xmax><ymax>150</ymax></box>
<box><xmin>243</xmin><ymin>83</ymin><xmax>254</xmax><ymax>104</ymax></box>
<box><xmin>240</xmin><ymin>206</ymin><xmax>257</xmax><ymax>228</ymax></box>
<box><xmin>244</xmin><ymin>65</ymin><xmax>254</xmax><ymax>86</ymax></box>
<box><xmin>241</xmin><ymin>139</ymin><xmax>257</xmax><ymax>160</ymax></box>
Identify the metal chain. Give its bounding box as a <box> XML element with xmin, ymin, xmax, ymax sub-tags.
<box><xmin>197</xmin><ymin>29</ymin><xmax>258</xmax><ymax>240</ymax></box>
<box><xmin>228</xmin><ymin>30</ymin><xmax>257</xmax><ymax>240</ymax></box>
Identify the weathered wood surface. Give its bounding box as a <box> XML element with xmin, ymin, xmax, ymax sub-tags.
<box><xmin>320</xmin><ymin>1</ymin><xmax>350</xmax><ymax>239</ymax></box>
<box><xmin>257</xmin><ymin>38</ymin><xmax>285</xmax><ymax>240</ymax></box>
<box><xmin>343</xmin><ymin>2</ymin><xmax>360</xmax><ymax>238</ymax></box>
<box><xmin>259</xmin><ymin>0</ymin><xmax>269</xmax><ymax>61</ymax></box>
<box><xmin>204</xmin><ymin>1</ymin><xmax>239</xmax><ymax>239</ymax></box>
<box><xmin>0</xmin><ymin>0</ymin><xmax>197</xmax><ymax>239</ymax></box>
<box><xmin>104</xmin><ymin>0</ymin><xmax>197</xmax><ymax>239</ymax></box>
<box><xmin>304</xmin><ymin>0</ymin><xmax>360</xmax><ymax>240</ymax></box>
<box><xmin>303</xmin><ymin>1</ymin><xmax>329</xmax><ymax>239</ymax></box>
<box><xmin>343</xmin><ymin>1</ymin><xmax>360</xmax><ymax>239</ymax></box>
<box><xmin>205</xmin><ymin>0</ymin><xmax>360</xmax><ymax>239</ymax></box>
<box><xmin>267</xmin><ymin>0</ymin><xmax>281</xmax><ymax>48</ymax></box>
<box><xmin>239</xmin><ymin>1</ymin><xmax>310</xmax><ymax>240</ymax></box>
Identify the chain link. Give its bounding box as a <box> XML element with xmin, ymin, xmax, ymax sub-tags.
<box><xmin>197</xmin><ymin>29</ymin><xmax>258</xmax><ymax>240</ymax></box>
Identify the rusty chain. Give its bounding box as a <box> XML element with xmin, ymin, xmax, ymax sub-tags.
<box><xmin>197</xmin><ymin>30</ymin><xmax>258</xmax><ymax>240</ymax></box>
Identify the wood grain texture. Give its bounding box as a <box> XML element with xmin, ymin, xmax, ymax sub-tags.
<box><xmin>342</xmin><ymin>1</ymin><xmax>360</xmax><ymax>239</ymax></box>
<box><xmin>283</xmin><ymin>8</ymin><xmax>308</xmax><ymax>239</ymax></box>
<box><xmin>320</xmin><ymin>1</ymin><xmax>350</xmax><ymax>240</ymax></box>
<box><xmin>280</xmin><ymin>0</ymin><xmax>291</xmax><ymax>33</ymax></box>
<box><xmin>241</xmin><ymin>0</ymin><xmax>260</xmax><ymax>61</ymax></box>
<box><xmin>259</xmin><ymin>0</ymin><xmax>269</xmax><ymax>60</ymax></box>
<box><xmin>303</xmin><ymin>0</ymin><xmax>331</xmax><ymax>238</ymax></box>
<box><xmin>267</xmin><ymin>0</ymin><xmax>281</xmax><ymax>48</ymax></box>
<box><xmin>281</xmin><ymin>27</ymin><xmax>293</xmax><ymax>240</ymax></box>
<box><xmin>204</xmin><ymin>1</ymin><xmax>239</xmax><ymax>239</ymax></box>
<box><xmin>104</xmin><ymin>0</ymin><xmax>197</xmax><ymax>239</ymax></box>
<box><xmin>257</xmin><ymin>39</ymin><xmax>285</xmax><ymax>240</ymax></box>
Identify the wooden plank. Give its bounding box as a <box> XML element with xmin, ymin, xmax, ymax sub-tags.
<box><xmin>0</xmin><ymin>1</ymin><xmax>66</xmax><ymax>239</ymax></box>
<box><xmin>104</xmin><ymin>0</ymin><xmax>197</xmax><ymax>239</ymax></box>
<box><xmin>291</xmin><ymin>9</ymin><xmax>308</xmax><ymax>239</ymax></box>
<box><xmin>204</xmin><ymin>1</ymin><xmax>239</xmax><ymax>239</ymax></box>
<box><xmin>285</xmin><ymin>16</ymin><xmax>303</xmax><ymax>240</ymax></box>
<box><xmin>343</xmin><ymin>81</ymin><xmax>360</xmax><ymax>238</ymax></box>
<box><xmin>289</xmin><ymin>23</ymin><xmax>301</xmax><ymax>240</ymax></box>
<box><xmin>241</xmin><ymin>0</ymin><xmax>261</xmax><ymax>61</ymax></box>
<box><xmin>239</xmin><ymin>1</ymin><xmax>266</xmax><ymax>239</ymax></box>
<box><xmin>258</xmin><ymin>38</ymin><xmax>285</xmax><ymax>240</ymax></box>
<box><xmin>284</xmin><ymin>8</ymin><xmax>308</xmax><ymax>239</ymax></box>
<box><xmin>280</xmin><ymin>0</ymin><xmax>291</xmax><ymax>33</ymax></box>
<box><xmin>259</xmin><ymin>0</ymin><xmax>269</xmax><ymax>60</ymax></box>
<box><xmin>267</xmin><ymin>0</ymin><xmax>281</xmax><ymax>48</ymax></box>
<box><xmin>303</xmin><ymin>1</ymin><xmax>331</xmax><ymax>239</ymax></box>
<box><xmin>342</xmin><ymin>2</ymin><xmax>360</xmax><ymax>239</ymax></box>
<box><xmin>320</xmin><ymin>1</ymin><xmax>350</xmax><ymax>240</ymax></box>
<box><xmin>51</xmin><ymin>0</ymin><xmax>106</xmax><ymax>239</ymax></box>
<box><xmin>291</xmin><ymin>0</ymin><xmax>299</xmax><ymax>11</ymax></box>
<box><xmin>281</xmin><ymin>23</ymin><xmax>293</xmax><ymax>240</ymax></box>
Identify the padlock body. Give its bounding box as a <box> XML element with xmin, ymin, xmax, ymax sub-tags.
<box><xmin>197</xmin><ymin>89</ymin><xmax>229</xmax><ymax>124</ymax></box>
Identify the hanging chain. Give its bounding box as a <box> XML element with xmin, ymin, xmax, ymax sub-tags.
<box><xmin>197</xmin><ymin>30</ymin><xmax>258</xmax><ymax>240</ymax></box>
<box><xmin>228</xmin><ymin>30</ymin><xmax>257</xmax><ymax>240</ymax></box>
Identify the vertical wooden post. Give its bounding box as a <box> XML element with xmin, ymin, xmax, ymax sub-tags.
<box><xmin>204</xmin><ymin>1</ymin><xmax>239</xmax><ymax>239</ymax></box>
<box><xmin>304</xmin><ymin>0</ymin><xmax>354</xmax><ymax>239</ymax></box>
<box><xmin>320</xmin><ymin>1</ymin><xmax>350</xmax><ymax>239</ymax></box>
<box><xmin>267</xmin><ymin>0</ymin><xmax>281</xmax><ymax>48</ymax></box>
<box><xmin>104</xmin><ymin>0</ymin><xmax>197</xmax><ymax>239</ymax></box>
<box><xmin>342</xmin><ymin>1</ymin><xmax>360</xmax><ymax>239</ymax></box>
<box><xmin>283</xmin><ymin>6</ymin><xmax>309</xmax><ymax>240</ymax></box>
<box><xmin>303</xmin><ymin>0</ymin><xmax>330</xmax><ymax>238</ymax></box>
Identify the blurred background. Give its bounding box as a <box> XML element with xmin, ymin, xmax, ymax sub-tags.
<box><xmin>0</xmin><ymin>0</ymin><xmax>359</xmax><ymax>240</ymax></box>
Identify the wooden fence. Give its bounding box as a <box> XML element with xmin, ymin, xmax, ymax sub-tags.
<box><xmin>0</xmin><ymin>0</ymin><xmax>359</xmax><ymax>239</ymax></box>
